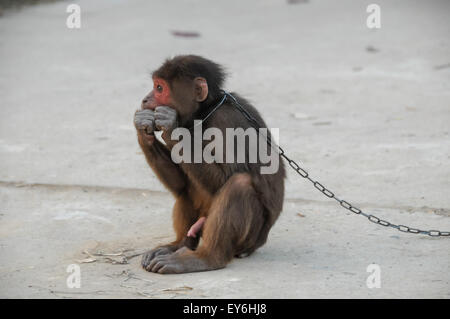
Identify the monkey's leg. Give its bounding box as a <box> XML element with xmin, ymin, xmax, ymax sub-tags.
<box><xmin>141</xmin><ymin>195</ymin><xmax>200</xmax><ymax>270</ymax></box>
<box><xmin>146</xmin><ymin>173</ymin><xmax>265</xmax><ymax>274</ymax></box>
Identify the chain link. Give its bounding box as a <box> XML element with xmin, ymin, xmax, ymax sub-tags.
<box><xmin>225</xmin><ymin>92</ymin><xmax>450</xmax><ymax>237</ymax></box>
<box><xmin>280</xmin><ymin>149</ymin><xmax>449</xmax><ymax>237</ymax></box>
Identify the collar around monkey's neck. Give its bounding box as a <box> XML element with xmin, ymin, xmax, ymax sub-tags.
<box><xmin>189</xmin><ymin>90</ymin><xmax>228</xmax><ymax>130</ymax></box>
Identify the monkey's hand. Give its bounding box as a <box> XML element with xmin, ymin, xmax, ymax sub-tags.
<box><xmin>135</xmin><ymin>109</ymin><xmax>156</xmax><ymax>148</ymax></box>
<box><xmin>134</xmin><ymin>109</ymin><xmax>155</xmax><ymax>135</ymax></box>
<box><xmin>154</xmin><ymin>106</ymin><xmax>178</xmax><ymax>133</ymax></box>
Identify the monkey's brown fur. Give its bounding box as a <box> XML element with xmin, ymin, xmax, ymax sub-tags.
<box><xmin>136</xmin><ymin>55</ymin><xmax>285</xmax><ymax>273</ymax></box>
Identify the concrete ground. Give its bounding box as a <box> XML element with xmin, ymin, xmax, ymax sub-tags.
<box><xmin>0</xmin><ymin>0</ymin><xmax>449</xmax><ymax>298</ymax></box>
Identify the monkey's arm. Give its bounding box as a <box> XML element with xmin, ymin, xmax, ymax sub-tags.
<box><xmin>146</xmin><ymin>139</ymin><xmax>188</xmax><ymax>195</ymax></box>
<box><xmin>152</xmin><ymin>106</ymin><xmax>227</xmax><ymax>193</ymax></box>
<box><xmin>135</xmin><ymin>109</ymin><xmax>187</xmax><ymax>196</ymax></box>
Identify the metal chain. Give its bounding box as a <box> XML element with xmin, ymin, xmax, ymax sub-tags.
<box><xmin>225</xmin><ymin>91</ymin><xmax>450</xmax><ymax>237</ymax></box>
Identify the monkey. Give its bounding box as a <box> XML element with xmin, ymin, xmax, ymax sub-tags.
<box><xmin>134</xmin><ymin>55</ymin><xmax>285</xmax><ymax>274</ymax></box>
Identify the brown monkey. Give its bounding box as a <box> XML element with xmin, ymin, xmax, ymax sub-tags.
<box><xmin>134</xmin><ymin>55</ymin><xmax>285</xmax><ymax>274</ymax></box>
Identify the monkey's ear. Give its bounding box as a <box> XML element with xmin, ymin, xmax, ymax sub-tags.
<box><xmin>194</xmin><ymin>77</ymin><xmax>208</xmax><ymax>102</ymax></box>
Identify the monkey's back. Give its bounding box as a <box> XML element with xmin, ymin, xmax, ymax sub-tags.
<box><xmin>199</xmin><ymin>92</ymin><xmax>285</xmax><ymax>215</ymax></box>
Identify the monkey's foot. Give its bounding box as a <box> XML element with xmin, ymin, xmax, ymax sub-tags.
<box><xmin>145</xmin><ymin>247</ymin><xmax>216</xmax><ymax>274</ymax></box>
<box><xmin>141</xmin><ymin>245</ymin><xmax>176</xmax><ymax>270</ymax></box>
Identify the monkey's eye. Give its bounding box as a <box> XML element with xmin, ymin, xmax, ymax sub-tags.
<box><xmin>156</xmin><ymin>84</ymin><xmax>163</xmax><ymax>93</ymax></box>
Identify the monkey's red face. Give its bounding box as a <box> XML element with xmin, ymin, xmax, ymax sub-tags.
<box><xmin>153</xmin><ymin>77</ymin><xmax>171</xmax><ymax>105</ymax></box>
<box><xmin>141</xmin><ymin>77</ymin><xmax>171</xmax><ymax>110</ymax></box>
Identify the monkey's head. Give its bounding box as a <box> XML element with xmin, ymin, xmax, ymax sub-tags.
<box><xmin>141</xmin><ymin>55</ymin><xmax>226</xmax><ymax>124</ymax></box>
